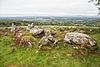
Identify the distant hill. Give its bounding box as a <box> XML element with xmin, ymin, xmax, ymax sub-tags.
<box><xmin>0</xmin><ymin>16</ymin><xmax>100</xmax><ymax>27</ymax></box>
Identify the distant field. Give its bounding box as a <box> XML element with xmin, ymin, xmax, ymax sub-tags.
<box><xmin>0</xmin><ymin>26</ymin><xmax>100</xmax><ymax>67</ymax></box>
<box><xmin>0</xmin><ymin>25</ymin><xmax>100</xmax><ymax>29</ymax></box>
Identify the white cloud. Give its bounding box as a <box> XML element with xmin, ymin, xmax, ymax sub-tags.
<box><xmin>0</xmin><ymin>0</ymin><xmax>98</xmax><ymax>16</ymax></box>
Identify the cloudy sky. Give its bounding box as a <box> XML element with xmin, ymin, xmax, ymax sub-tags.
<box><xmin>0</xmin><ymin>0</ymin><xmax>98</xmax><ymax>16</ymax></box>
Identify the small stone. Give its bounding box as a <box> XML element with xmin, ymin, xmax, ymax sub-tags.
<box><xmin>67</xmin><ymin>53</ymin><xmax>72</xmax><ymax>57</ymax></box>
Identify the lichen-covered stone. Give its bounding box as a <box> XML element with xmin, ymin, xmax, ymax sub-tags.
<box><xmin>64</xmin><ymin>32</ymin><xmax>97</xmax><ymax>50</ymax></box>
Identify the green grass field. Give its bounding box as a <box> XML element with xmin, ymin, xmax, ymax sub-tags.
<box><xmin>0</xmin><ymin>26</ymin><xmax>100</xmax><ymax>67</ymax></box>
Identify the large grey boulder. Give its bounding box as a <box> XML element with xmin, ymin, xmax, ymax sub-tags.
<box><xmin>36</xmin><ymin>34</ymin><xmax>57</xmax><ymax>53</ymax></box>
<box><xmin>29</xmin><ymin>26</ymin><xmax>44</xmax><ymax>37</ymax></box>
<box><xmin>44</xmin><ymin>29</ymin><xmax>52</xmax><ymax>36</ymax></box>
<box><xmin>27</xmin><ymin>23</ymin><xmax>56</xmax><ymax>38</ymax></box>
<box><xmin>38</xmin><ymin>35</ymin><xmax>57</xmax><ymax>47</ymax></box>
<box><xmin>64</xmin><ymin>32</ymin><xmax>97</xmax><ymax>50</ymax></box>
<box><xmin>27</xmin><ymin>23</ymin><xmax>34</xmax><ymax>31</ymax></box>
<box><xmin>29</xmin><ymin>26</ymin><xmax>55</xmax><ymax>37</ymax></box>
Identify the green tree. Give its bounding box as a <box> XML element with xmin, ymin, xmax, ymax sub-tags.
<box><xmin>89</xmin><ymin>0</ymin><xmax>100</xmax><ymax>15</ymax></box>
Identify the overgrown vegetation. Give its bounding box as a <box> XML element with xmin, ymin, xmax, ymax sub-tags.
<box><xmin>0</xmin><ymin>26</ymin><xmax>100</xmax><ymax>67</ymax></box>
